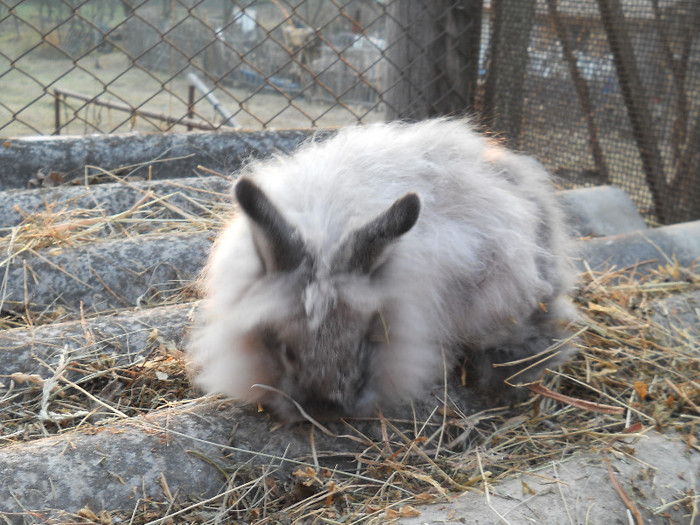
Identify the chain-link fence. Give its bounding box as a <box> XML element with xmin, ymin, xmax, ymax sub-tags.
<box><xmin>0</xmin><ymin>0</ymin><xmax>698</xmax><ymax>224</ymax></box>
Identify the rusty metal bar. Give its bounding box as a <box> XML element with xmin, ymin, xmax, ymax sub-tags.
<box><xmin>53</xmin><ymin>90</ymin><xmax>61</xmax><ymax>136</ymax></box>
<box><xmin>187</xmin><ymin>84</ymin><xmax>195</xmax><ymax>132</ymax></box>
<box><xmin>186</xmin><ymin>72</ymin><xmax>239</xmax><ymax>127</ymax></box>
<box><xmin>53</xmin><ymin>88</ymin><xmax>233</xmax><ymax>132</ymax></box>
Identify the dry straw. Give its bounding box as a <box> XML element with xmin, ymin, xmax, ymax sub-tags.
<box><xmin>0</xmin><ymin>164</ymin><xmax>698</xmax><ymax>523</ymax></box>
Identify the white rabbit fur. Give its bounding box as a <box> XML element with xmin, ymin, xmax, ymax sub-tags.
<box><xmin>187</xmin><ymin>118</ymin><xmax>576</xmax><ymax>421</ymax></box>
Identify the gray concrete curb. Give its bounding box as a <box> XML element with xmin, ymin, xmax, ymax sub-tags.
<box><xmin>0</xmin><ymin>304</ymin><xmax>191</xmax><ymax>377</ymax></box>
<box><xmin>398</xmin><ymin>431</ymin><xmax>698</xmax><ymax>525</ymax></box>
<box><xmin>0</xmin><ymin>175</ymin><xmax>230</xmax><ymax>229</ymax></box>
<box><xmin>3</xmin><ymin>181</ymin><xmax>645</xmax><ymax>239</ymax></box>
<box><xmin>0</xmin><ymin>130</ymin><xmax>315</xmax><ymax>189</ymax></box>
<box><xmin>0</xmin><ymin>401</ymin><xmax>264</xmax><ymax>517</ymax></box>
<box><xmin>0</xmin><ymin>385</ymin><xmax>481</xmax><ymax>518</ymax></box>
<box><xmin>558</xmin><ymin>185</ymin><xmax>647</xmax><ymax>237</ymax></box>
<box><xmin>1</xmin><ymin>232</ymin><xmax>212</xmax><ymax>315</ymax></box>
<box><xmin>576</xmin><ymin>220</ymin><xmax>700</xmax><ymax>274</ymax></box>
<box><xmin>648</xmin><ymin>289</ymin><xmax>700</xmax><ymax>338</ymax></box>
<box><xmin>5</xmin><ymin>219</ymin><xmax>697</xmax><ymax>317</ymax></box>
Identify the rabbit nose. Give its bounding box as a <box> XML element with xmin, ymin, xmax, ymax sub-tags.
<box><xmin>303</xmin><ymin>398</ymin><xmax>344</xmax><ymax>419</ymax></box>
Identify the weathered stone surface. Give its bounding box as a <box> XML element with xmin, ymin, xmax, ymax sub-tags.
<box><xmin>0</xmin><ymin>130</ymin><xmax>315</xmax><ymax>190</ymax></box>
<box><xmin>4</xmin><ymin>217</ymin><xmax>698</xmax><ymax>317</ymax></box>
<box><xmin>1</xmin><ymin>175</ymin><xmax>231</xmax><ymax>228</ymax></box>
<box><xmin>2</xmin><ymin>131</ymin><xmax>698</xmax><ymax>525</ymax></box>
<box><xmin>647</xmin><ymin>289</ymin><xmax>700</xmax><ymax>338</ymax></box>
<box><xmin>1</xmin><ymin>391</ymin><xmax>695</xmax><ymax>522</ymax></box>
<box><xmin>1</xmin><ymin>232</ymin><xmax>212</xmax><ymax>315</ymax></box>
<box><xmin>558</xmin><ymin>185</ymin><xmax>647</xmax><ymax>238</ymax></box>
<box><xmin>0</xmin><ymin>401</ymin><xmax>265</xmax><ymax>516</ymax></box>
<box><xmin>4</xmin><ymin>182</ymin><xmax>640</xmax><ymax>238</ymax></box>
<box><xmin>399</xmin><ymin>431</ymin><xmax>699</xmax><ymax>525</ymax></box>
<box><xmin>576</xmin><ymin>220</ymin><xmax>700</xmax><ymax>274</ymax></box>
<box><xmin>0</xmin><ymin>304</ymin><xmax>191</xmax><ymax>377</ymax></box>
<box><xmin>0</xmin><ymin>382</ymin><xmax>480</xmax><ymax>518</ymax></box>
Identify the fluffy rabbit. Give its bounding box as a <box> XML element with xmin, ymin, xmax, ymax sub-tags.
<box><xmin>187</xmin><ymin>118</ymin><xmax>576</xmax><ymax>421</ymax></box>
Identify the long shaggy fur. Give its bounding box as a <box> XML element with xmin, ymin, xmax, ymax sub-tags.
<box><xmin>187</xmin><ymin>118</ymin><xmax>577</xmax><ymax>421</ymax></box>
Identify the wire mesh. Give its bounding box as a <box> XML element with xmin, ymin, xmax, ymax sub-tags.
<box><xmin>0</xmin><ymin>0</ymin><xmax>698</xmax><ymax>223</ymax></box>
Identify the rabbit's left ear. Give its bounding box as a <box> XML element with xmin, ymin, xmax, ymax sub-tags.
<box><xmin>235</xmin><ymin>177</ymin><xmax>308</xmax><ymax>273</ymax></box>
<box><xmin>333</xmin><ymin>193</ymin><xmax>420</xmax><ymax>275</ymax></box>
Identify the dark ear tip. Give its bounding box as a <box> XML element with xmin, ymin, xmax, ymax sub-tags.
<box><xmin>403</xmin><ymin>192</ymin><xmax>421</xmax><ymax>214</ymax></box>
<box><xmin>235</xmin><ymin>177</ymin><xmax>268</xmax><ymax>220</ymax></box>
<box><xmin>396</xmin><ymin>192</ymin><xmax>421</xmax><ymax>233</ymax></box>
<box><xmin>234</xmin><ymin>177</ymin><xmax>258</xmax><ymax>207</ymax></box>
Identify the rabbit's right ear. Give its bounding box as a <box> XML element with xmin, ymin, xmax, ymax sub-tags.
<box><xmin>235</xmin><ymin>177</ymin><xmax>307</xmax><ymax>273</ymax></box>
<box><xmin>334</xmin><ymin>192</ymin><xmax>421</xmax><ymax>275</ymax></box>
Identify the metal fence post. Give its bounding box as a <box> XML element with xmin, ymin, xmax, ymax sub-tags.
<box><xmin>53</xmin><ymin>90</ymin><xmax>61</xmax><ymax>136</ymax></box>
<box><xmin>187</xmin><ymin>85</ymin><xmax>195</xmax><ymax>132</ymax></box>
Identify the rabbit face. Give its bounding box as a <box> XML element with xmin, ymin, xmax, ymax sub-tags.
<box><xmin>208</xmin><ymin>176</ymin><xmax>420</xmax><ymax>421</ymax></box>
<box><xmin>251</xmin><ymin>297</ymin><xmax>385</xmax><ymax>421</ymax></box>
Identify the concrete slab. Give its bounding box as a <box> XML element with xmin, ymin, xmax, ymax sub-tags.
<box><xmin>399</xmin><ymin>431</ymin><xmax>698</xmax><ymax>525</ymax></box>
<box><xmin>0</xmin><ymin>130</ymin><xmax>314</xmax><ymax>189</ymax></box>
<box><xmin>4</xmin><ymin>215</ymin><xmax>698</xmax><ymax>317</ymax></box>
<box><xmin>0</xmin><ymin>303</ymin><xmax>190</xmax><ymax>377</ymax></box>
<box><xmin>0</xmin><ymin>175</ymin><xmax>230</xmax><ymax>229</ymax></box>
<box><xmin>559</xmin><ymin>185</ymin><xmax>647</xmax><ymax>238</ymax></box>
<box><xmin>0</xmin><ymin>232</ymin><xmax>212</xmax><ymax>315</ymax></box>
<box><xmin>3</xmin><ymin>182</ymin><xmax>643</xmax><ymax>239</ymax></box>
<box><xmin>647</xmin><ymin>289</ymin><xmax>700</xmax><ymax>339</ymax></box>
<box><xmin>576</xmin><ymin>220</ymin><xmax>700</xmax><ymax>274</ymax></box>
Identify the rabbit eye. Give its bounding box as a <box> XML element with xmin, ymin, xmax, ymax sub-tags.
<box><xmin>259</xmin><ymin>327</ymin><xmax>295</xmax><ymax>366</ymax></box>
<box><xmin>282</xmin><ymin>344</ymin><xmax>297</xmax><ymax>365</ymax></box>
<box><xmin>365</xmin><ymin>312</ymin><xmax>387</xmax><ymax>344</ymax></box>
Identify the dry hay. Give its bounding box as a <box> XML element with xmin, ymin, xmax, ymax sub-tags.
<box><xmin>0</xmin><ymin>166</ymin><xmax>698</xmax><ymax>524</ymax></box>
<box><xmin>3</xmin><ymin>163</ymin><xmax>230</xmax><ymax>248</ymax></box>
<box><xmin>0</xmin><ymin>162</ymin><xmax>231</xmax><ymax>330</ymax></box>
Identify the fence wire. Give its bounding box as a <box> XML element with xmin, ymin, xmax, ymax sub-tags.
<box><xmin>0</xmin><ymin>0</ymin><xmax>698</xmax><ymax>224</ymax></box>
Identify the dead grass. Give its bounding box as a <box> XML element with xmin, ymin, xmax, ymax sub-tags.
<box><xmin>2</xmin><ymin>163</ymin><xmax>229</xmax><ymax>248</ymax></box>
<box><xmin>0</xmin><ymin>31</ymin><xmax>382</xmax><ymax>138</ymax></box>
<box><xmin>0</xmin><ymin>162</ymin><xmax>230</xmax><ymax>329</ymax></box>
<box><xmin>0</xmin><ymin>166</ymin><xmax>698</xmax><ymax>523</ymax></box>
<box><xmin>1</xmin><ymin>269</ymin><xmax>697</xmax><ymax>523</ymax></box>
